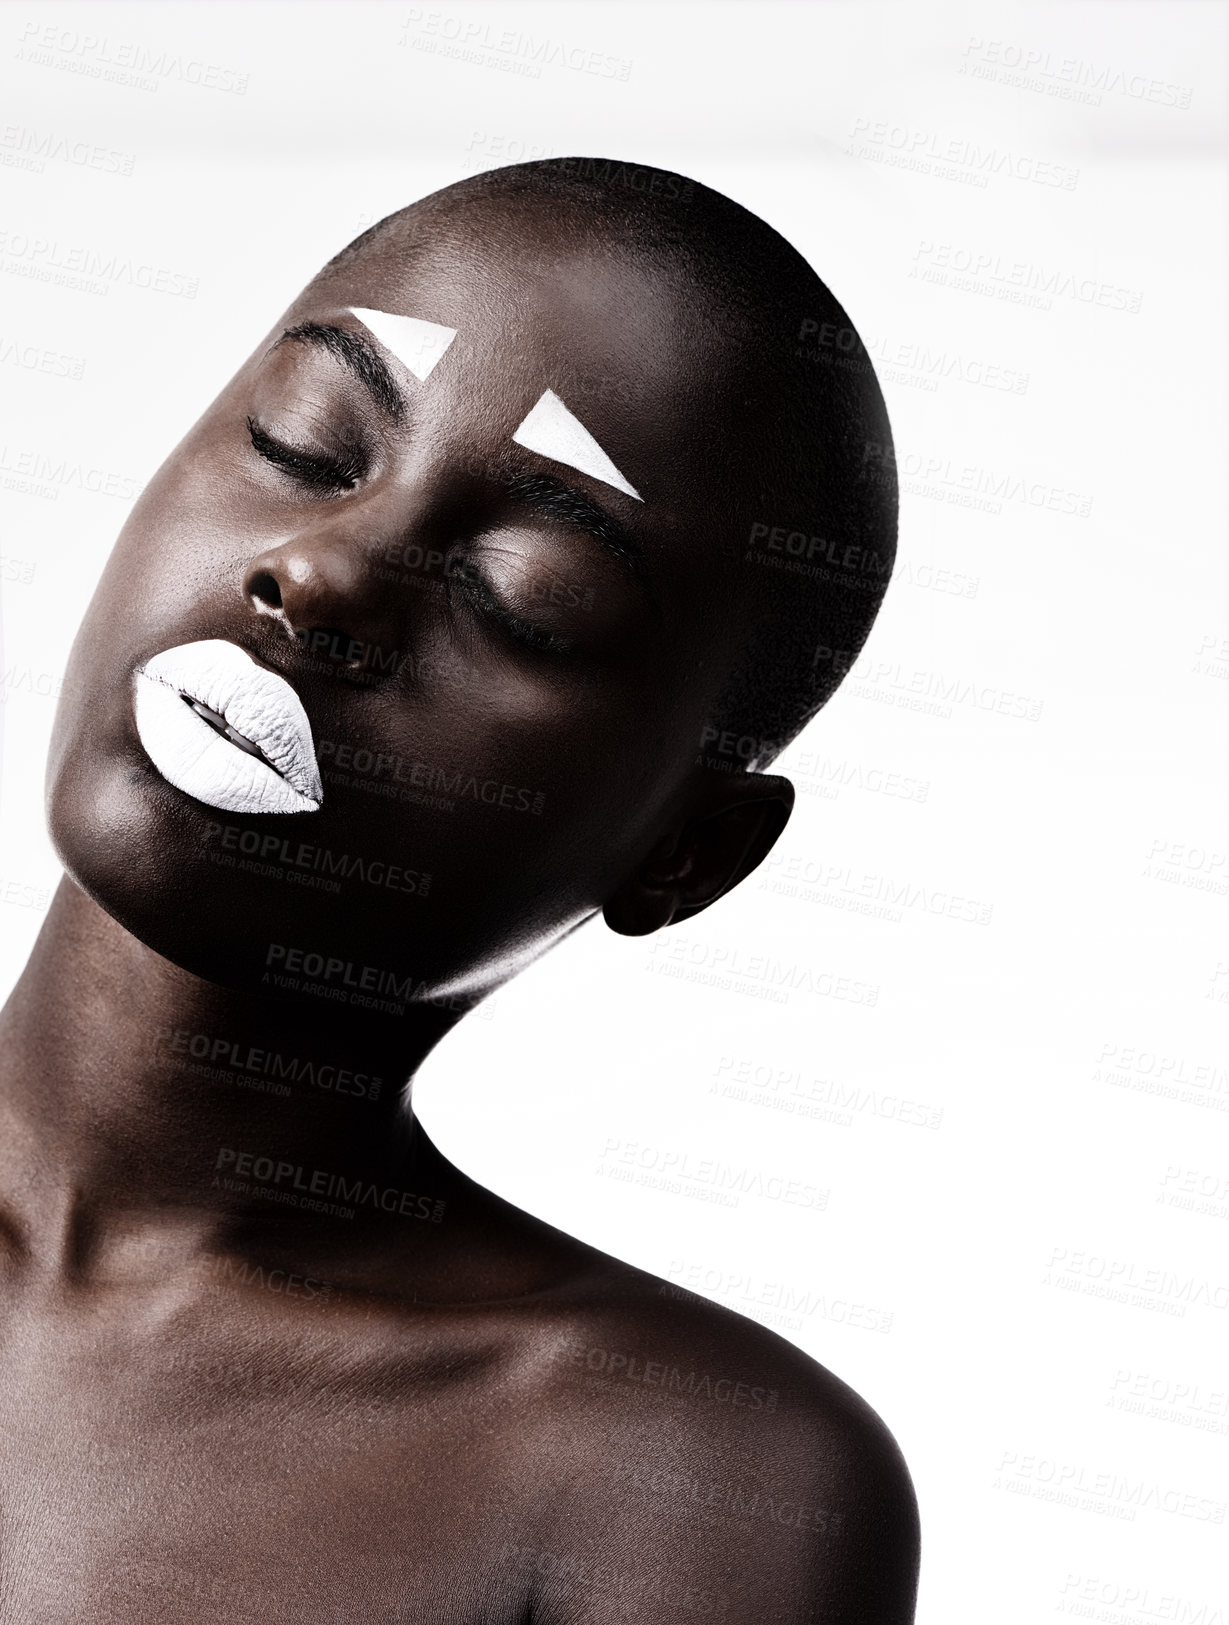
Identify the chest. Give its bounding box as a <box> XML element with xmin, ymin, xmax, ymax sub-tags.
<box><xmin>0</xmin><ymin>1307</ymin><xmax>541</xmax><ymax>1624</ymax></box>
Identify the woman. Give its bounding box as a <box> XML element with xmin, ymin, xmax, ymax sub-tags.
<box><xmin>0</xmin><ymin>158</ymin><xmax>917</xmax><ymax>1621</ymax></box>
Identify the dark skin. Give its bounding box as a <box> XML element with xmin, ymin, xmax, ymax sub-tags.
<box><xmin>0</xmin><ymin>192</ymin><xmax>919</xmax><ymax>1621</ymax></box>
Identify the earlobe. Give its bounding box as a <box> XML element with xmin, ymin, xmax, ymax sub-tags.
<box><xmin>602</xmin><ymin>774</ymin><xmax>795</xmax><ymax>939</ymax></box>
<box><xmin>602</xmin><ymin>887</ymin><xmax>679</xmax><ymax>938</ymax></box>
<box><xmin>602</xmin><ymin>827</ymin><xmax>685</xmax><ymax>937</ymax></box>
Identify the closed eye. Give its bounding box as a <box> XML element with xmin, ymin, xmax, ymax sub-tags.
<box><xmin>246</xmin><ymin>416</ymin><xmax>367</xmax><ymax>492</ymax></box>
<box><xmin>445</xmin><ymin>554</ymin><xmax>576</xmax><ymax>657</ymax></box>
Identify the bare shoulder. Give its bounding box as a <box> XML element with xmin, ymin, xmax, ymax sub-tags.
<box><xmin>516</xmin><ymin>1250</ymin><xmax>920</xmax><ymax>1623</ymax></box>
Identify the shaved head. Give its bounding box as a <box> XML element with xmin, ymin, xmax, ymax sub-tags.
<box><xmin>315</xmin><ymin>156</ymin><xmax>897</xmax><ymax>772</ymax></box>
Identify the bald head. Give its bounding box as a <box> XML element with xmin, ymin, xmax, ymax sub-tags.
<box><xmin>318</xmin><ymin>157</ymin><xmax>897</xmax><ymax>770</ymax></box>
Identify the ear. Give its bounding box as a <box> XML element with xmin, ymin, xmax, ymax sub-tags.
<box><xmin>602</xmin><ymin>773</ymin><xmax>795</xmax><ymax>938</ymax></box>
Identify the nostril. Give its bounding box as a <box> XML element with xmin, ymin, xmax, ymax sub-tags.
<box><xmin>248</xmin><ymin>571</ymin><xmax>283</xmax><ymax>611</ymax></box>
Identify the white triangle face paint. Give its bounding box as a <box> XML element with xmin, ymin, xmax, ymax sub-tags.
<box><xmin>511</xmin><ymin>389</ymin><xmax>642</xmax><ymax>502</ymax></box>
<box><xmin>349</xmin><ymin>306</ymin><xmax>457</xmax><ymax>382</ymax></box>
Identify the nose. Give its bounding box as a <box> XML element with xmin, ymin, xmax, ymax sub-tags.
<box><xmin>242</xmin><ymin>522</ymin><xmax>408</xmax><ymax>678</ymax></box>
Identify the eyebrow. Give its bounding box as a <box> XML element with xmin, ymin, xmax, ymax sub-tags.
<box><xmin>271</xmin><ymin>322</ymin><xmax>408</xmax><ymax>421</ymax></box>
<box><xmin>503</xmin><ymin>469</ymin><xmax>651</xmax><ymax>590</ymax></box>
<box><xmin>511</xmin><ymin>388</ymin><xmax>642</xmax><ymax>503</ymax></box>
<box><xmin>267</xmin><ymin>324</ymin><xmax>651</xmax><ymax>590</ymax></box>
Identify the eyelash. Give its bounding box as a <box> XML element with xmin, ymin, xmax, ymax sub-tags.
<box><xmin>246</xmin><ymin>417</ymin><xmax>367</xmax><ymax>491</ymax></box>
<box><xmin>445</xmin><ymin>556</ymin><xmax>574</xmax><ymax>657</ymax></box>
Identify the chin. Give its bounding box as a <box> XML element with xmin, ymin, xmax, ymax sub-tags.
<box><xmin>49</xmin><ymin>740</ymin><xmax>274</xmax><ymax>989</ymax></box>
<box><xmin>46</xmin><ymin>733</ymin><xmax>519</xmax><ymax>1015</ymax></box>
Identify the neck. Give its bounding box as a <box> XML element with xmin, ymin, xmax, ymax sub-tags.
<box><xmin>0</xmin><ymin>877</ymin><xmax>470</xmax><ymax>1280</ymax></box>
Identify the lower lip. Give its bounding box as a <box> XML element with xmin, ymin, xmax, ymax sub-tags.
<box><xmin>132</xmin><ymin>668</ymin><xmax>320</xmax><ymax>815</ymax></box>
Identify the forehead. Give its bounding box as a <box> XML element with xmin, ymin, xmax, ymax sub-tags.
<box><xmin>331</xmin><ymin>221</ymin><xmax>696</xmax><ymax>380</ymax></box>
<box><xmin>300</xmin><ymin>223</ymin><xmax>753</xmax><ymax>519</ymax></box>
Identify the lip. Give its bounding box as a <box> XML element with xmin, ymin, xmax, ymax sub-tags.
<box><xmin>132</xmin><ymin>639</ymin><xmax>323</xmax><ymax>815</ymax></box>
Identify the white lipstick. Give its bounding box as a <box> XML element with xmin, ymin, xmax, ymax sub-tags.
<box><xmin>133</xmin><ymin>639</ymin><xmax>323</xmax><ymax>815</ymax></box>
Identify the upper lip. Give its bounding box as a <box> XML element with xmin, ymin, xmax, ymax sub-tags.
<box><xmin>134</xmin><ymin>637</ymin><xmax>323</xmax><ymax>804</ymax></box>
<box><xmin>238</xmin><ymin>625</ymin><xmax>388</xmax><ymax>690</ymax></box>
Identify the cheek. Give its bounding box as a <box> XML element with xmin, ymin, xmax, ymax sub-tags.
<box><xmin>301</xmin><ymin>668</ymin><xmax>672</xmax><ymax>950</ymax></box>
<box><xmin>440</xmin><ymin>698</ymin><xmax>688</xmax><ymax>899</ymax></box>
<box><xmin>70</xmin><ymin>450</ymin><xmax>250</xmax><ymax>660</ymax></box>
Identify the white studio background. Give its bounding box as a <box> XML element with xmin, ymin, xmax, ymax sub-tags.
<box><xmin>0</xmin><ymin>1</ymin><xmax>1225</xmax><ymax>1618</ymax></box>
